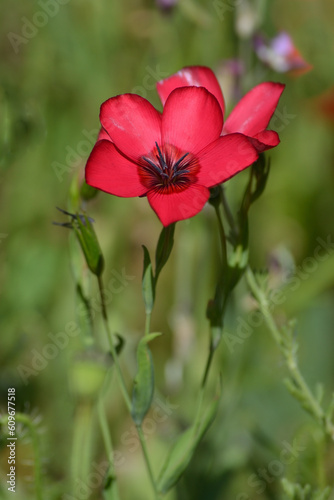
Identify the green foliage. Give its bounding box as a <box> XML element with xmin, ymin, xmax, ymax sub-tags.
<box><xmin>2</xmin><ymin>0</ymin><xmax>334</xmax><ymax>498</ymax></box>
<box><xmin>157</xmin><ymin>396</ymin><xmax>219</xmax><ymax>494</ymax></box>
<box><xmin>282</xmin><ymin>479</ymin><xmax>332</xmax><ymax>500</ymax></box>
<box><xmin>131</xmin><ymin>333</ymin><xmax>161</xmax><ymax>425</ymax></box>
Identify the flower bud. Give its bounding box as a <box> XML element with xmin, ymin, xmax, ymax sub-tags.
<box><xmin>73</xmin><ymin>214</ymin><xmax>104</xmax><ymax>277</ymax></box>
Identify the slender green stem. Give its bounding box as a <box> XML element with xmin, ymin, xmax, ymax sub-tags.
<box><xmin>144</xmin><ymin>311</ymin><xmax>152</xmax><ymax>338</ymax></box>
<box><xmin>245</xmin><ymin>267</ymin><xmax>282</xmax><ymax>346</ymax></box>
<box><xmin>97</xmin><ymin>376</ymin><xmax>121</xmax><ymax>500</ymax></box>
<box><xmin>97</xmin><ymin>275</ymin><xmax>132</xmax><ymax>413</ymax></box>
<box><xmin>201</xmin><ymin>344</ymin><xmax>215</xmax><ymax>388</ymax></box>
<box><xmin>221</xmin><ymin>187</ymin><xmax>238</xmax><ymax>239</ymax></box>
<box><xmin>98</xmin><ymin>373</ymin><xmax>114</xmax><ymax>461</ymax></box>
<box><xmin>136</xmin><ymin>425</ymin><xmax>161</xmax><ymax>500</ymax></box>
<box><xmin>201</xmin><ymin>194</ymin><xmax>229</xmax><ymax>389</ymax></box>
<box><xmin>76</xmin><ymin>282</ymin><xmax>94</xmax><ymax>347</ymax></box>
<box><xmin>214</xmin><ymin>202</ymin><xmax>227</xmax><ymax>272</ymax></box>
<box><xmin>71</xmin><ymin>402</ymin><xmax>94</xmax><ymax>492</ymax></box>
<box><xmin>246</xmin><ymin>266</ymin><xmax>334</xmax><ymax>439</ymax></box>
<box><xmin>97</xmin><ymin>399</ymin><xmax>114</xmax><ymax>465</ymax></box>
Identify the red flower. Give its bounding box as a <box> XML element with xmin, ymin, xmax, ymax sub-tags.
<box><xmin>157</xmin><ymin>66</ymin><xmax>285</xmax><ymax>152</ymax></box>
<box><xmin>85</xmin><ymin>83</ymin><xmax>260</xmax><ymax>226</ymax></box>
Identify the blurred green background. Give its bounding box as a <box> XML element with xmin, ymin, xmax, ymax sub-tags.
<box><xmin>1</xmin><ymin>0</ymin><xmax>334</xmax><ymax>498</ymax></box>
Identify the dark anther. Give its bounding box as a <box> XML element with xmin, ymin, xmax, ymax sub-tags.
<box><xmin>142</xmin><ymin>157</ymin><xmax>163</xmax><ymax>175</ymax></box>
<box><xmin>155</xmin><ymin>142</ymin><xmax>168</xmax><ymax>171</ymax></box>
<box><xmin>173</xmin><ymin>169</ymin><xmax>190</xmax><ymax>178</ymax></box>
<box><xmin>173</xmin><ymin>152</ymin><xmax>189</xmax><ymax>171</ymax></box>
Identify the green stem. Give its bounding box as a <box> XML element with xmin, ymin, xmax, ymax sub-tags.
<box><xmin>97</xmin><ymin>275</ymin><xmax>132</xmax><ymax>413</ymax></box>
<box><xmin>97</xmin><ymin>376</ymin><xmax>121</xmax><ymax>500</ymax></box>
<box><xmin>201</xmin><ymin>344</ymin><xmax>215</xmax><ymax>388</ymax></box>
<box><xmin>71</xmin><ymin>402</ymin><xmax>94</xmax><ymax>492</ymax></box>
<box><xmin>221</xmin><ymin>186</ymin><xmax>238</xmax><ymax>239</ymax></box>
<box><xmin>76</xmin><ymin>282</ymin><xmax>94</xmax><ymax>347</ymax></box>
<box><xmin>246</xmin><ymin>266</ymin><xmax>334</xmax><ymax>439</ymax></box>
<box><xmin>201</xmin><ymin>193</ymin><xmax>230</xmax><ymax>388</ymax></box>
<box><xmin>245</xmin><ymin>267</ymin><xmax>282</xmax><ymax>346</ymax></box>
<box><xmin>144</xmin><ymin>311</ymin><xmax>152</xmax><ymax>338</ymax></box>
<box><xmin>213</xmin><ymin>201</ymin><xmax>227</xmax><ymax>272</ymax></box>
<box><xmin>201</xmin><ymin>294</ymin><xmax>229</xmax><ymax>389</ymax></box>
<box><xmin>136</xmin><ymin>425</ymin><xmax>161</xmax><ymax>500</ymax></box>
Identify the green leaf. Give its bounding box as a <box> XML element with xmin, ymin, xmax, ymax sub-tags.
<box><xmin>142</xmin><ymin>245</ymin><xmax>154</xmax><ymax>314</ymax></box>
<box><xmin>157</xmin><ymin>396</ymin><xmax>219</xmax><ymax>494</ymax></box>
<box><xmin>155</xmin><ymin>224</ymin><xmax>175</xmax><ymax>280</ymax></box>
<box><xmin>73</xmin><ymin>214</ymin><xmax>104</xmax><ymax>276</ymax></box>
<box><xmin>131</xmin><ymin>333</ymin><xmax>161</xmax><ymax>425</ymax></box>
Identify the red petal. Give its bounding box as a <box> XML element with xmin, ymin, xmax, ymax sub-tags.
<box><xmin>147</xmin><ymin>184</ymin><xmax>210</xmax><ymax>226</ymax></box>
<box><xmin>100</xmin><ymin>94</ymin><xmax>162</xmax><ymax>160</ymax></box>
<box><xmin>196</xmin><ymin>134</ymin><xmax>258</xmax><ymax>187</ymax></box>
<box><xmin>223</xmin><ymin>82</ymin><xmax>285</xmax><ymax>136</ymax></box>
<box><xmin>162</xmin><ymin>87</ymin><xmax>223</xmax><ymax>155</ymax></box>
<box><xmin>97</xmin><ymin>127</ymin><xmax>112</xmax><ymax>142</ymax></box>
<box><xmin>85</xmin><ymin>140</ymin><xmax>147</xmax><ymax>197</ymax></box>
<box><xmin>250</xmin><ymin>130</ymin><xmax>280</xmax><ymax>152</ymax></box>
<box><xmin>157</xmin><ymin>66</ymin><xmax>225</xmax><ymax>116</ymax></box>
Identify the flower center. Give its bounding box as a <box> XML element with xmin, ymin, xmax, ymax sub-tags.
<box><xmin>138</xmin><ymin>142</ymin><xmax>199</xmax><ymax>193</ymax></box>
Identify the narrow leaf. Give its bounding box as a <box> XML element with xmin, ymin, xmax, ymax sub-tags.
<box><xmin>157</xmin><ymin>396</ymin><xmax>219</xmax><ymax>494</ymax></box>
<box><xmin>131</xmin><ymin>333</ymin><xmax>161</xmax><ymax>425</ymax></box>
<box><xmin>155</xmin><ymin>224</ymin><xmax>175</xmax><ymax>280</ymax></box>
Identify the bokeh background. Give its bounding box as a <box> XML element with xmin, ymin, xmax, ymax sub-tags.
<box><xmin>1</xmin><ymin>0</ymin><xmax>334</xmax><ymax>499</ymax></box>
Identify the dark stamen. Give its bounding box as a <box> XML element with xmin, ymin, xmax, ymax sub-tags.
<box><xmin>142</xmin><ymin>161</ymin><xmax>170</xmax><ymax>179</ymax></box>
<box><xmin>155</xmin><ymin>142</ymin><xmax>168</xmax><ymax>171</ymax></box>
<box><xmin>142</xmin><ymin>157</ymin><xmax>163</xmax><ymax>175</ymax></box>
<box><xmin>173</xmin><ymin>169</ymin><xmax>190</xmax><ymax>178</ymax></box>
<box><xmin>173</xmin><ymin>152</ymin><xmax>189</xmax><ymax>171</ymax></box>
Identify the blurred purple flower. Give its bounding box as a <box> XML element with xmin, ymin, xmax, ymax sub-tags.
<box><xmin>254</xmin><ymin>32</ymin><xmax>312</xmax><ymax>74</ymax></box>
<box><xmin>155</xmin><ymin>0</ymin><xmax>179</xmax><ymax>12</ymax></box>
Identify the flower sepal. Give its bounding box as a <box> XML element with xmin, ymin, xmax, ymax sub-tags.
<box><xmin>54</xmin><ymin>207</ymin><xmax>104</xmax><ymax>277</ymax></box>
<box><xmin>73</xmin><ymin>213</ymin><xmax>104</xmax><ymax>277</ymax></box>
